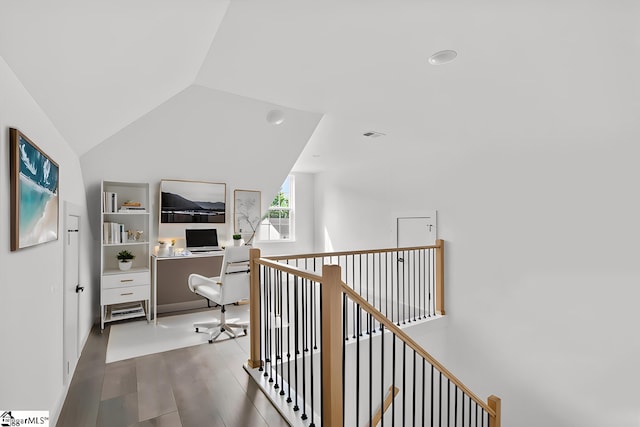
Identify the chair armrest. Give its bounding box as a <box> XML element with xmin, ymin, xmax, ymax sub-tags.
<box><xmin>188</xmin><ymin>274</ymin><xmax>221</xmax><ymax>293</ymax></box>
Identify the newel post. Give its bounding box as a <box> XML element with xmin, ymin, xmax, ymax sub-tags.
<box><xmin>435</xmin><ymin>239</ymin><xmax>445</xmax><ymax>315</ymax></box>
<box><xmin>322</xmin><ymin>264</ymin><xmax>344</xmax><ymax>425</ymax></box>
<box><xmin>247</xmin><ymin>248</ymin><xmax>262</xmax><ymax>369</ymax></box>
<box><xmin>488</xmin><ymin>395</ymin><xmax>501</xmax><ymax>427</ymax></box>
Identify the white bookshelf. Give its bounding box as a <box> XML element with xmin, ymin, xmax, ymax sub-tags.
<box><xmin>100</xmin><ymin>180</ymin><xmax>151</xmax><ymax>330</ymax></box>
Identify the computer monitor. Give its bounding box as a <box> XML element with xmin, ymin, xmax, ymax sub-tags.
<box><xmin>185</xmin><ymin>228</ymin><xmax>220</xmax><ymax>252</ymax></box>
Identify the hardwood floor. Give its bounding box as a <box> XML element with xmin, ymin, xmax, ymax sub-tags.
<box><xmin>56</xmin><ymin>323</ymin><xmax>289</xmax><ymax>427</ymax></box>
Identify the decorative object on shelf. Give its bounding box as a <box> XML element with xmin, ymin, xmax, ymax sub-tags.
<box><xmin>119</xmin><ymin>200</ymin><xmax>146</xmax><ymax>213</ymax></box>
<box><xmin>128</xmin><ymin>229</ymin><xmax>144</xmax><ymax>242</ymax></box>
<box><xmin>9</xmin><ymin>128</ymin><xmax>60</xmax><ymax>251</ymax></box>
<box><xmin>232</xmin><ymin>234</ymin><xmax>244</xmax><ymax>246</ymax></box>
<box><xmin>160</xmin><ymin>179</ymin><xmax>226</xmax><ymax>224</ymax></box>
<box><xmin>117</xmin><ymin>249</ymin><xmax>135</xmax><ymax>271</ymax></box>
<box><xmin>234</xmin><ymin>189</ymin><xmax>262</xmax><ymax>245</ymax></box>
<box><xmin>157</xmin><ymin>240</ymin><xmax>174</xmax><ymax>257</ymax></box>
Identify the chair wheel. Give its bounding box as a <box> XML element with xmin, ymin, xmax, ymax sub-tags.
<box><xmin>243</xmin><ymin>329</ymin><xmax>248</xmax><ymax>335</ymax></box>
<box><xmin>195</xmin><ymin>327</ymin><xmax>199</xmax><ymax>332</ymax></box>
<box><xmin>208</xmin><ymin>339</ymin><xmax>213</xmax><ymax>344</ymax></box>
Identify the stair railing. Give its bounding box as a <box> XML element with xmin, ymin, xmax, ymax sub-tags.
<box><xmin>247</xmin><ymin>242</ymin><xmax>501</xmax><ymax>426</ymax></box>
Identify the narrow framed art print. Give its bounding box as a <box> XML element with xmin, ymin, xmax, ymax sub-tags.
<box><xmin>234</xmin><ymin>189</ymin><xmax>261</xmax><ymax>243</ymax></box>
<box><xmin>10</xmin><ymin>128</ymin><xmax>59</xmax><ymax>251</ymax></box>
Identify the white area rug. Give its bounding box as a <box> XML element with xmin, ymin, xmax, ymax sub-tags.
<box><xmin>106</xmin><ymin>305</ymin><xmax>250</xmax><ymax>363</ymax></box>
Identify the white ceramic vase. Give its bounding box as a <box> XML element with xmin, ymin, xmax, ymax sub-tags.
<box><xmin>118</xmin><ymin>260</ymin><xmax>133</xmax><ymax>271</ymax></box>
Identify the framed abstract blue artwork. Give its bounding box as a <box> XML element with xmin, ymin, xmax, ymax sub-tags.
<box><xmin>10</xmin><ymin>128</ymin><xmax>59</xmax><ymax>251</ymax></box>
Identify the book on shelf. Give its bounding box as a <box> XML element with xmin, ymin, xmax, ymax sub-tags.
<box><xmin>103</xmin><ymin>222</ymin><xmax>125</xmax><ymax>244</ymax></box>
<box><xmin>102</xmin><ymin>192</ymin><xmax>118</xmax><ymax>213</ymax></box>
<box><xmin>122</xmin><ymin>201</ymin><xmax>142</xmax><ymax>207</ymax></box>
<box><xmin>118</xmin><ymin>207</ymin><xmax>147</xmax><ymax>212</ymax></box>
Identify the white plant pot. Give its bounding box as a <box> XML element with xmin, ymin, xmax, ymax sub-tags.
<box><xmin>118</xmin><ymin>261</ymin><xmax>133</xmax><ymax>271</ymax></box>
<box><xmin>233</xmin><ymin>239</ymin><xmax>243</xmax><ymax>246</ymax></box>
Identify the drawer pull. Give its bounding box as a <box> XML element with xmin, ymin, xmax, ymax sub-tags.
<box><xmin>120</xmin><ymin>292</ymin><xmax>134</xmax><ymax>296</ymax></box>
<box><xmin>120</xmin><ymin>279</ymin><xmax>134</xmax><ymax>283</ymax></box>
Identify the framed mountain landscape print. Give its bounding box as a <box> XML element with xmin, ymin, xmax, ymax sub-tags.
<box><xmin>160</xmin><ymin>179</ymin><xmax>226</xmax><ymax>223</ymax></box>
<box><xmin>10</xmin><ymin>128</ymin><xmax>59</xmax><ymax>251</ymax></box>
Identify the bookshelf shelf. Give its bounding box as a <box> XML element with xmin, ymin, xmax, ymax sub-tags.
<box><xmin>104</xmin><ymin>302</ymin><xmax>147</xmax><ymax>323</ymax></box>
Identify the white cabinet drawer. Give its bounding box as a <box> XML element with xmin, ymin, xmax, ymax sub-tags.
<box><xmin>102</xmin><ymin>284</ymin><xmax>150</xmax><ymax>305</ymax></box>
<box><xmin>102</xmin><ymin>271</ymin><xmax>149</xmax><ymax>289</ymax></box>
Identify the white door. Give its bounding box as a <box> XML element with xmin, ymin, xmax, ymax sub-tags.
<box><xmin>397</xmin><ymin>214</ymin><xmax>437</xmax><ymax>247</ymax></box>
<box><xmin>63</xmin><ymin>202</ymin><xmax>82</xmax><ymax>385</ymax></box>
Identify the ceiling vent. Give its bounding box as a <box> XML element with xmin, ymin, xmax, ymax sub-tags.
<box><xmin>363</xmin><ymin>131</ymin><xmax>386</xmax><ymax>138</ymax></box>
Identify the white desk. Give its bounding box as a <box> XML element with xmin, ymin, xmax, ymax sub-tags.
<box><xmin>151</xmin><ymin>251</ymin><xmax>224</xmax><ymax>323</ymax></box>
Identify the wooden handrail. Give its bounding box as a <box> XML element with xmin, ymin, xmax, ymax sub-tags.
<box><xmin>254</xmin><ymin>257</ymin><xmax>323</xmax><ymax>283</ymax></box>
<box><xmin>265</xmin><ymin>242</ymin><xmax>442</xmax><ymax>261</ymax></box>
<box><xmin>340</xmin><ymin>282</ymin><xmax>496</xmax><ymax>417</ymax></box>
<box><xmin>263</xmin><ymin>240</ymin><xmax>446</xmax><ymax>317</ymax></box>
<box><xmin>369</xmin><ymin>386</ymin><xmax>399</xmax><ymax>427</ymax></box>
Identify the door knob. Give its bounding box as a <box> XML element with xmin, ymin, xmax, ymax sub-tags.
<box><xmin>75</xmin><ymin>284</ymin><xmax>85</xmax><ymax>293</ymax></box>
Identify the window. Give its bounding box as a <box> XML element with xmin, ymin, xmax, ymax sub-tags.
<box><xmin>260</xmin><ymin>175</ymin><xmax>294</xmax><ymax>241</ymax></box>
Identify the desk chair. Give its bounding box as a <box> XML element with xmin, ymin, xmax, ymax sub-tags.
<box><xmin>187</xmin><ymin>246</ymin><xmax>250</xmax><ymax>343</ymax></box>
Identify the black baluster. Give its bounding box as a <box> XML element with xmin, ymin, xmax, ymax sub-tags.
<box><xmin>258</xmin><ymin>265</ymin><xmax>264</xmax><ymax>372</ymax></box>
<box><xmin>308</xmin><ymin>280</ymin><xmax>315</xmax><ymax>426</ymax></box>
<box><xmin>402</xmin><ymin>343</ymin><xmax>406</xmax><ymax>426</ymax></box>
<box><xmin>395</xmin><ymin>252</ymin><xmax>400</xmax><ymax>326</ymax></box>
<box><xmin>277</xmin><ymin>271</ymin><xmax>285</xmax><ymax>394</ymax></box>
<box><xmin>403</xmin><ymin>250</ymin><xmax>407</xmax><ymax>325</ymax></box>
<box><xmin>265</xmin><ymin>268</ymin><xmax>272</xmax><ymax>380</ymax></box>
<box><xmin>439</xmin><ymin>372</ymin><xmax>442</xmax><ymax>427</ymax></box>
<box><xmin>475</xmin><ymin>402</ymin><xmax>478</xmax><ymax>427</ymax></box>
<box><xmin>422</xmin><ymin>358</ymin><xmax>426</xmax><ymax>426</ymax></box>
<box><xmin>350</xmin><ymin>294</ymin><xmax>360</xmax><ymax>425</ymax></box>
<box><xmin>369</xmin><ymin>313</ymin><xmax>374</xmax><ymax>422</ymax></box>
<box><xmin>431</xmin><ymin>365</ymin><xmax>434</xmax><ymax>427</ymax></box>
<box><xmin>447</xmin><ymin>379</ymin><xmax>450</xmax><ymax>427</ymax></box>
<box><xmin>273</xmin><ymin>271</ymin><xmax>281</xmax><ymax>391</ymax></box>
<box><xmin>286</xmin><ymin>272</ymin><xmax>292</xmax><ymax>403</ymax></box>
<box><xmin>378</xmin><ymin>252</ymin><xmax>382</xmax><ymax>325</ymax></box>
<box><xmin>413</xmin><ymin>351</ymin><xmax>417</xmax><ymax>426</ymax></box>
<box><xmin>392</xmin><ymin>334</ymin><xmax>396</xmax><ymax>425</ymax></box>
<box><xmin>293</xmin><ymin>276</ymin><xmax>299</xmax><ymax>411</ymax></box>
<box><xmin>454</xmin><ymin>386</ymin><xmax>458</xmax><ymax>426</ymax></box>
<box><xmin>380</xmin><ymin>325</ymin><xmax>385</xmax><ymax>427</ymax></box>
<box><xmin>348</xmin><ymin>255</ymin><xmax>355</xmax><ymax>340</ymax></box>
<box><xmin>301</xmin><ymin>278</ymin><xmax>307</xmax><ymax>421</ymax></box>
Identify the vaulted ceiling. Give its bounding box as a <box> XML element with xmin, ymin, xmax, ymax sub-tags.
<box><xmin>2</xmin><ymin>1</ymin><xmax>639</xmax><ymax>172</ymax></box>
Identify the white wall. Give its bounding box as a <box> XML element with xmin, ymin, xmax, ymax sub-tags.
<box><xmin>81</xmin><ymin>86</ymin><xmax>322</xmax><ymax>271</ymax></box>
<box><xmin>0</xmin><ymin>57</ymin><xmax>93</xmax><ymax>423</ymax></box>
<box><xmin>314</xmin><ymin>139</ymin><xmax>640</xmax><ymax>425</ymax></box>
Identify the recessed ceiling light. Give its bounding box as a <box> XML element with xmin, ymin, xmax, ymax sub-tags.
<box><xmin>428</xmin><ymin>50</ymin><xmax>457</xmax><ymax>65</ymax></box>
<box><xmin>266</xmin><ymin>109</ymin><xmax>285</xmax><ymax>125</ymax></box>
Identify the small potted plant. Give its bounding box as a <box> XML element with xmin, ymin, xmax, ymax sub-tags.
<box><xmin>232</xmin><ymin>234</ymin><xmax>243</xmax><ymax>246</ymax></box>
<box><xmin>117</xmin><ymin>249</ymin><xmax>135</xmax><ymax>271</ymax></box>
